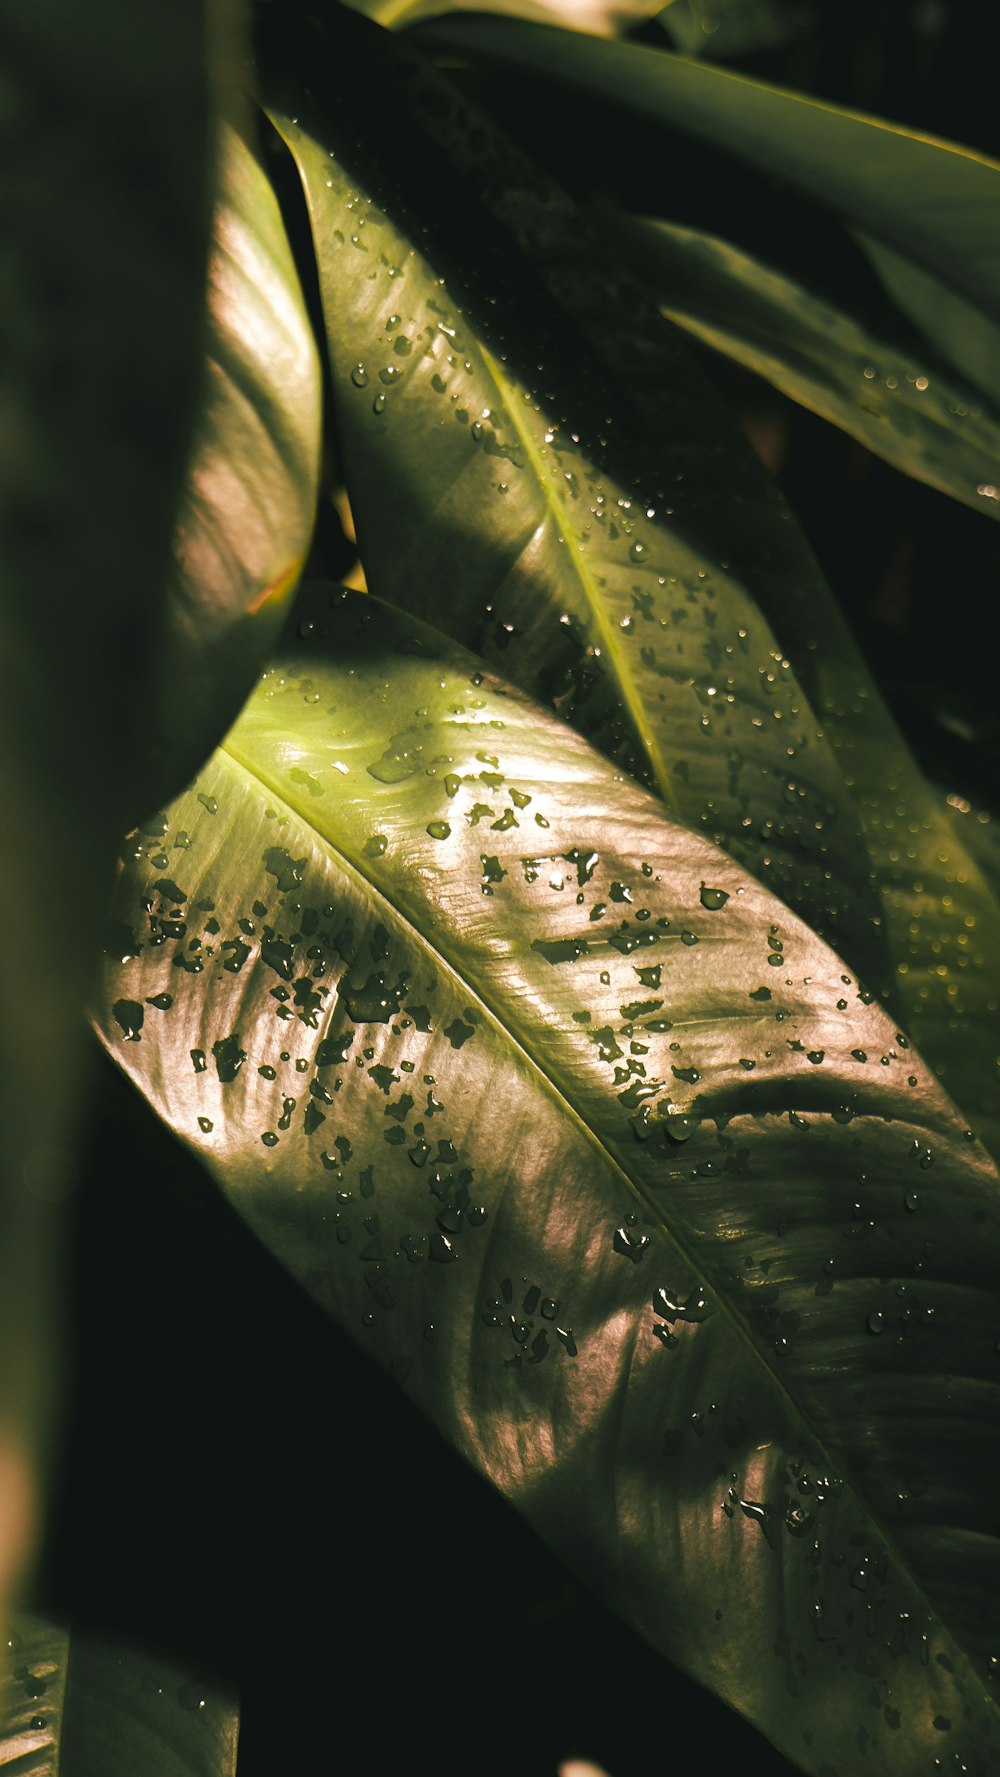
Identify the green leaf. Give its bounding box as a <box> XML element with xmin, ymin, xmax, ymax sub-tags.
<box><xmin>945</xmin><ymin>796</ymin><xmax>1000</xmax><ymax>900</ymax></box>
<box><xmin>658</xmin><ymin>0</ymin><xmax>802</xmax><ymax>59</ymax></box>
<box><xmin>413</xmin><ymin>15</ymin><xmax>1000</xmax><ymax>381</ymax></box>
<box><xmin>150</xmin><ymin>117</ymin><xmax>322</xmax><ymax>811</ymax></box>
<box><xmin>607</xmin><ymin>213</ymin><xmax>1000</xmax><ymax>518</ymax></box>
<box><xmin>0</xmin><ymin>1615</ymin><xmax>239</xmax><ymax>1774</ymax></box>
<box><xmin>0</xmin><ymin>0</ymin><xmax>214</xmax><ymax>1622</ymax></box>
<box><xmin>854</xmin><ymin>230</ymin><xmax>1000</xmax><ymax>419</ymax></box>
<box><xmin>94</xmin><ymin>585</ymin><xmax>1000</xmax><ymax>1776</ymax></box>
<box><xmin>259</xmin><ymin>19</ymin><xmax>1000</xmax><ymax>1156</ymax></box>
<box><xmin>264</xmin><ymin>93</ymin><xmax>889</xmax><ymax>1001</ymax></box>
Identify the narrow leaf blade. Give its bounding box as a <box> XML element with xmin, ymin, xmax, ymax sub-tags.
<box><xmin>608</xmin><ymin>213</ymin><xmax>1000</xmax><ymax>517</ymax></box>
<box><xmin>0</xmin><ymin>1616</ymin><xmax>238</xmax><ymax>1775</ymax></box>
<box><xmin>152</xmin><ymin>117</ymin><xmax>322</xmax><ymax>809</ymax></box>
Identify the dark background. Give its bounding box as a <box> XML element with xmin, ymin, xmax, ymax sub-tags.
<box><xmin>34</xmin><ymin>4</ymin><xmax>999</xmax><ymax>1772</ymax></box>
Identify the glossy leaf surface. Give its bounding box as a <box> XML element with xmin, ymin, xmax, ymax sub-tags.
<box><xmin>261</xmin><ymin>18</ymin><xmax>1000</xmax><ymax>1157</ymax></box>
<box><xmin>340</xmin><ymin>0</ymin><xmax>665</xmax><ymax>33</ymax></box>
<box><xmin>658</xmin><ymin>0</ymin><xmax>798</xmax><ymax>58</ymax></box>
<box><xmin>0</xmin><ymin>0</ymin><xmax>213</xmax><ymax>1627</ymax></box>
<box><xmin>153</xmin><ymin>118</ymin><xmax>322</xmax><ymax>809</ymax></box>
<box><xmin>0</xmin><ymin>1615</ymin><xmax>238</xmax><ymax>1775</ymax></box>
<box><xmin>608</xmin><ymin>213</ymin><xmax>1000</xmax><ymax>517</ymax></box>
<box><xmin>95</xmin><ymin>586</ymin><xmax>1000</xmax><ymax>1776</ymax></box>
<box><xmin>265</xmin><ymin>94</ymin><xmax>887</xmax><ymax>999</ymax></box>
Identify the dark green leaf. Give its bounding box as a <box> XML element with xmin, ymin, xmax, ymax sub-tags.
<box><xmin>95</xmin><ymin>586</ymin><xmax>1000</xmax><ymax>1776</ymax></box>
<box><xmin>260</xmin><ymin>21</ymin><xmax>1000</xmax><ymax>1157</ymax></box>
<box><xmin>265</xmin><ymin>94</ymin><xmax>888</xmax><ymax>1000</ymax></box>
<box><xmin>0</xmin><ymin>1615</ymin><xmax>239</xmax><ymax>1774</ymax></box>
<box><xmin>607</xmin><ymin>213</ymin><xmax>1000</xmax><ymax>517</ymax></box>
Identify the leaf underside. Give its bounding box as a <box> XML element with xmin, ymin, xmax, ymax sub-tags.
<box><xmin>605</xmin><ymin>213</ymin><xmax>1000</xmax><ymax>520</ymax></box>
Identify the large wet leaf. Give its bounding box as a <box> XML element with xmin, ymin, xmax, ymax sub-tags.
<box><xmin>606</xmin><ymin>213</ymin><xmax>1000</xmax><ymax>517</ymax></box>
<box><xmin>0</xmin><ymin>0</ymin><xmax>213</xmax><ymax>1628</ymax></box>
<box><xmin>264</xmin><ymin>93</ymin><xmax>888</xmax><ymax>1000</ymax></box>
<box><xmin>150</xmin><ymin>117</ymin><xmax>322</xmax><ymax>810</ymax></box>
<box><xmin>0</xmin><ymin>1615</ymin><xmax>238</xmax><ymax>1774</ymax></box>
<box><xmin>259</xmin><ymin>13</ymin><xmax>1000</xmax><ymax>1155</ymax></box>
<box><xmin>95</xmin><ymin>585</ymin><xmax>1000</xmax><ymax>1776</ymax></box>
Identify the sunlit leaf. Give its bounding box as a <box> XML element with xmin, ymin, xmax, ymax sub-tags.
<box><xmin>606</xmin><ymin>213</ymin><xmax>1000</xmax><ymax>518</ymax></box>
<box><xmin>151</xmin><ymin>118</ymin><xmax>322</xmax><ymax>810</ymax></box>
<box><xmin>0</xmin><ymin>0</ymin><xmax>214</xmax><ymax>1629</ymax></box>
<box><xmin>259</xmin><ymin>9</ymin><xmax>1000</xmax><ymax>1156</ymax></box>
<box><xmin>658</xmin><ymin>0</ymin><xmax>803</xmax><ymax>58</ymax></box>
<box><xmin>94</xmin><ymin>586</ymin><xmax>1000</xmax><ymax>1776</ymax></box>
<box><xmin>264</xmin><ymin>92</ymin><xmax>889</xmax><ymax>1001</ymax></box>
<box><xmin>0</xmin><ymin>1615</ymin><xmax>238</xmax><ymax>1774</ymax></box>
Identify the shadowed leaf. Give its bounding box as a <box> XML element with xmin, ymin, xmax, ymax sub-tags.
<box><xmin>258</xmin><ymin>10</ymin><xmax>1000</xmax><ymax>1156</ymax></box>
<box><xmin>0</xmin><ymin>0</ymin><xmax>214</xmax><ymax>1630</ymax></box>
<box><xmin>150</xmin><ymin>118</ymin><xmax>322</xmax><ymax>810</ymax></box>
<box><xmin>0</xmin><ymin>1615</ymin><xmax>238</xmax><ymax>1775</ymax></box>
<box><xmin>606</xmin><ymin>213</ymin><xmax>1000</xmax><ymax>518</ymax></box>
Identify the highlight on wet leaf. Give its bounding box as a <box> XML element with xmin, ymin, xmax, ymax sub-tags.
<box><xmin>605</xmin><ymin>212</ymin><xmax>1000</xmax><ymax>517</ymax></box>
<box><xmin>0</xmin><ymin>1615</ymin><xmax>239</xmax><ymax>1775</ymax></box>
<box><xmin>93</xmin><ymin>584</ymin><xmax>1000</xmax><ymax>1777</ymax></box>
<box><xmin>154</xmin><ymin>115</ymin><xmax>322</xmax><ymax>807</ymax></box>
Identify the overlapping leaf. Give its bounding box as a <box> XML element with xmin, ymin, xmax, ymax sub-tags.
<box><xmin>95</xmin><ymin>584</ymin><xmax>1000</xmax><ymax>1776</ymax></box>
<box><xmin>855</xmin><ymin>232</ymin><xmax>1000</xmax><ymax>415</ymax></box>
<box><xmin>605</xmin><ymin>213</ymin><xmax>1000</xmax><ymax>517</ymax></box>
<box><xmin>0</xmin><ymin>1615</ymin><xmax>239</xmax><ymax>1775</ymax></box>
<box><xmin>260</xmin><ymin>9</ymin><xmax>1000</xmax><ymax>1155</ymax></box>
<box><xmin>0</xmin><ymin>0</ymin><xmax>213</xmax><ymax>1630</ymax></box>
<box><xmin>264</xmin><ymin>93</ymin><xmax>888</xmax><ymax>1002</ymax></box>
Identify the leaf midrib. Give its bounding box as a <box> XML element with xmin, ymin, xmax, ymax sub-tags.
<box><xmin>218</xmin><ymin>731</ymin><xmax>996</xmax><ymax>1711</ymax></box>
<box><xmin>479</xmin><ymin>342</ymin><xmax>679</xmax><ymax>814</ymax></box>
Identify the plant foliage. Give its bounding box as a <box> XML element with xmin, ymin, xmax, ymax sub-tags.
<box><xmin>3</xmin><ymin>4</ymin><xmax>1000</xmax><ymax>1773</ymax></box>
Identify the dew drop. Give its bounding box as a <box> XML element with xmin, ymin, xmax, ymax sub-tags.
<box><xmin>699</xmin><ymin>883</ymin><xmax>729</xmax><ymax>911</ymax></box>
